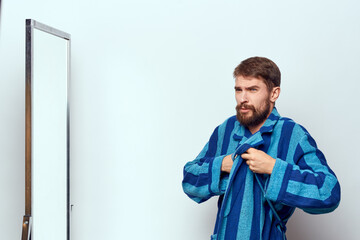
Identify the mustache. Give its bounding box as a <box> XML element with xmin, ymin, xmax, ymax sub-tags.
<box><xmin>236</xmin><ymin>103</ymin><xmax>256</xmax><ymax>112</ymax></box>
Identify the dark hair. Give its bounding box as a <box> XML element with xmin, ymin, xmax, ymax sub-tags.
<box><xmin>233</xmin><ymin>57</ymin><xmax>281</xmax><ymax>90</ymax></box>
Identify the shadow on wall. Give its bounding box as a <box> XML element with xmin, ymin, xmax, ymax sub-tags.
<box><xmin>286</xmin><ymin>209</ymin><xmax>343</xmax><ymax>240</ymax></box>
<box><xmin>0</xmin><ymin>0</ymin><xmax>2</xmax><ymax>31</ymax></box>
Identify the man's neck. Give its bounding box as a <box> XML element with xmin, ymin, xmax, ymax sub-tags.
<box><xmin>248</xmin><ymin>123</ymin><xmax>265</xmax><ymax>135</ymax></box>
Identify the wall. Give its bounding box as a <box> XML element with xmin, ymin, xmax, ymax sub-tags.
<box><xmin>0</xmin><ymin>0</ymin><xmax>359</xmax><ymax>239</ymax></box>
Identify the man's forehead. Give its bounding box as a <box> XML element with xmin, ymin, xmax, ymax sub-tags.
<box><xmin>235</xmin><ymin>75</ymin><xmax>266</xmax><ymax>87</ymax></box>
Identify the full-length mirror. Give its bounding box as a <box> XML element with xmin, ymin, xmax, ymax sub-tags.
<box><xmin>22</xmin><ymin>19</ymin><xmax>71</xmax><ymax>240</ymax></box>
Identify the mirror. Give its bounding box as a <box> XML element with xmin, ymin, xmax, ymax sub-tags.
<box><xmin>22</xmin><ymin>19</ymin><xmax>71</xmax><ymax>240</ymax></box>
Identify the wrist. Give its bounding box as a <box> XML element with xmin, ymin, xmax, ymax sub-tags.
<box><xmin>268</xmin><ymin>157</ymin><xmax>276</xmax><ymax>174</ymax></box>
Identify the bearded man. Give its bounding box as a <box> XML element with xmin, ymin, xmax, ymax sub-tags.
<box><xmin>182</xmin><ymin>57</ymin><xmax>340</xmax><ymax>240</ymax></box>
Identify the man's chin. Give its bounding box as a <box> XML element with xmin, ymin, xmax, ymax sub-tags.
<box><xmin>239</xmin><ymin>112</ymin><xmax>253</xmax><ymax>120</ymax></box>
<box><xmin>237</xmin><ymin>115</ymin><xmax>253</xmax><ymax>126</ymax></box>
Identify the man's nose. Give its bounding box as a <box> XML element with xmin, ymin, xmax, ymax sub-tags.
<box><xmin>240</xmin><ymin>92</ymin><xmax>248</xmax><ymax>103</ymax></box>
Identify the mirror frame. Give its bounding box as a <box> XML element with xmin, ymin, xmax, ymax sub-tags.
<box><xmin>22</xmin><ymin>19</ymin><xmax>71</xmax><ymax>240</ymax></box>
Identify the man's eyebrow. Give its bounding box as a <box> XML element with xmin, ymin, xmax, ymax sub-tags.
<box><xmin>234</xmin><ymin>85</ymin><xmax>259</xmax><ymax>89</ymax></box>
<box><xmin>245</xmin><ymin>85</ymin><xmax>259</xmax><ymax>89</ymax></box>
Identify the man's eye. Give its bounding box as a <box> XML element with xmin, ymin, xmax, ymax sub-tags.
<box><xmin>250</xmin><ymin>88</ymin><xmax>257</xmax><ymax>92</ymax></box>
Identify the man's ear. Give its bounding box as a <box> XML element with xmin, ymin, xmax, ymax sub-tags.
<box><xmin>270</xmin><ymin>87</ymin><xmax>280</xmax><ymax>103</ymax></box>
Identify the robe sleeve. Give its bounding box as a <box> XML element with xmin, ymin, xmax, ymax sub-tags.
<box><xmin>264</xmin><ymin>132</ymin><xmax>341</xmax><ymax>214</ymax></box>
<box><xmin>182</xmin><ymin>126</ymin><xmax>229</xmax><ymax>203</ymax></box>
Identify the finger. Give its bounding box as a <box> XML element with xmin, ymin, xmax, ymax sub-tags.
<box><xmin>241</xmin><ymin>153</ymin><xmax>250</xmax><ymax>159</ymax></box>
<box><xmin>246</xmin><ymin>160</ymin><xmax>255</xmax><ymax>169</ymax></box>
<box><xmin>246</xmin><ymin>148</ymin><xmax>256</xmax><ymax>153</ymax></box>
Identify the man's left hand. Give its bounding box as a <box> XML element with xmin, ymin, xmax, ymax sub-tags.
<box><xmin>241</xmin><ymin>148</ymin><xmax>276</xmax><ymax>174</ymax></box>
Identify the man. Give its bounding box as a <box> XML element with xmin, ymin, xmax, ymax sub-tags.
<box><xmin>182</xmin><ymin>57</ymin><xmax>340</xmax><ymax>240</ymax></box>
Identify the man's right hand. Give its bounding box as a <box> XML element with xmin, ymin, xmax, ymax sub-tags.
<box><xmin>221</xmin><ymin>155</ymin><xmax>233</xmax><ymax>173</ymax></box>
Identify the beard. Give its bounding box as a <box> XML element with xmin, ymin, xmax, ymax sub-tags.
<box><xmin>236</xmin><ymin>100</ymin><xmax>271</xmax><ymax>128</ymax></box>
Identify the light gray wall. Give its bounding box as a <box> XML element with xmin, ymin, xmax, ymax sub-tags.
<box><xmin>1</xmin><ymin>0</ymin><xmax>359</xmax><ymax>239</ymax></box>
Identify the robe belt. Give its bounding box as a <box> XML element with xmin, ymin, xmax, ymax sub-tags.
<box><xmin>216</xmin><ymin>137</ymin><xmax>286</xmax><ymax>236</ymax></box>
<box><xmin>218</xmin><ymin>140</ymin><xmax>263</xmax><ymax>220</ymax></box>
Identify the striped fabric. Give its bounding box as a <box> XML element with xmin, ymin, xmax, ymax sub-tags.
<box><xmin>182</xmin><ymin>108</ymin><xmax>340</xmax><ymax>240</ymax></box>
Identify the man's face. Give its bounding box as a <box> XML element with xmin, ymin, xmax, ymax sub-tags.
<box><xmin>235</xmin><ymin>75</ymin><xmax>272</xmax><ymax>128</ymax></box>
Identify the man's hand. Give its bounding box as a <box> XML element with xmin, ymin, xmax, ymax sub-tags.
<box><xmin>221</xmin><ymin>155</ymin><xmax>233</xmax><ymax>173</ymax></box>
<box><xmin>241</xmin><ymin>148</ymin><xmax>276</xmax><ymax>174</ymax></box>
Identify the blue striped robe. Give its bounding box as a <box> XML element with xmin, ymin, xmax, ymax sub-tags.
<box><xmin>182</xmin><ymin>108</ymin><xmax>340</xmax><ymax>240</ymax></box>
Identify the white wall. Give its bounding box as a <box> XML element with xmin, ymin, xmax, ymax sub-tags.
<box><xmin>1</xmin><ymin>0</ymin><xmax>359</xmax><ymax>239</ymax></box>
